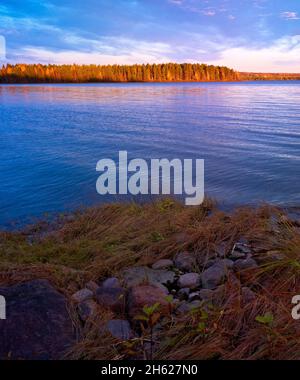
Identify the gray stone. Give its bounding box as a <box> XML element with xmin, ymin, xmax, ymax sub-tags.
<box><xmin>123</xmin><ymin>266</ymin><xmax>175</xmax><ymax>288</ymax></box>
<box><xmin>107</xmin><ymin>320</ymin><xmax>134</xmax><ymax>340</ymax></box>
<box><xmin>230</xmin><ymin>250</ymin><xmax>247</xmax><ymax>260</ymax></box>
<box><xmin>71</xmin><ymin>288</ymin><xmax>93</xmax><ymax>303</ymax></box>
<box><xmin>177</xmin><ymin>287</ymin><xmax>190</xmax><ymax>300</ymax></box>
<box><xmin>233</xmin><ymin>242</ymin><xmax>252</xmax><ymax>255</ymax></box>
<box><xmin>174</xmin><ymin>251</ymin><xmax>195</xmax><ymax>272</ymax></box>
<box><xmin>78</xmin><ymin>299</ymin><xmax>98</xmax><ymax>321</ymax></box>
<box><xmin>201</xmin><ymin>259</ymin><xmax>233</xmax><ymax>289</ymax></box>
<box><xmin>188</xmin><ymin>291</ymin><xmax>201</xmax><ymax>301</ymax></box>
<box><xmin>0</xmin><ymin>279</ymin><xmax>75</xmax><ymax>360</ymax></box>
<box><xmin>152</xmin><ymin>259</ymin><xmax>174</xmax><ymax>270</ymax></box>
<box><xmin>178</xmin><ymin>273</ymin><xmax>201</xmax><ymax>289</ymax></box>
<box><xmin>234</xmin><ymin>257</ymin><xmax>258</xmax><ymax>271</ymax></box>
<box><xmin>95</xmin><ymin>287</ymin><xmax>126</xmax><ymax>313</ymax></box>
<box><xmin>102</xmin><ymin>277</ymin><xmax>121</xmax><ymax>289</ymax></box>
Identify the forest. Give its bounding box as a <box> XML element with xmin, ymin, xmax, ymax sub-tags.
<box><xmin>0</xmin><ymin>63</ymin><xmax>239</xmax><ymax>83</ymax></box>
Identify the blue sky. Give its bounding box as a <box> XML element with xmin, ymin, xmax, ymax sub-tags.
<box><xmin>0</xmin><ymin>0</ymin><xmax>300</xmax><ymax>72</ymax></box>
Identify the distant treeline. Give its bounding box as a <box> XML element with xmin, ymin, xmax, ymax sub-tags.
<box><xmin>0</xmin><ymin>64</ymin><xmax>299</xmax><ymax>83</ymax></box>
<box><xmin>239</xmin><ymin>72</ymin><xmax>300</xmax><ymax>81</ymax></box>
<box><xmin>0</xmin><ymin>63</ymin><xmax>238</xmax><ymax>83</ymax></box>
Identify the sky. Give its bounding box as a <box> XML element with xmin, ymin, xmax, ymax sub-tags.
<box><xmin>0</xmin><ymin>0</ymin><xmax>300</xmax><ymax>72</ymax></box>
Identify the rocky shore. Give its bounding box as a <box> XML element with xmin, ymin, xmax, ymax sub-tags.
<box><xmin>0</xmin><ymin>199</ymin><xmax>299</xmax><ymax>360</ymax></box>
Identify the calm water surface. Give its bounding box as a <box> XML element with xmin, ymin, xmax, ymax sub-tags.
<box><xmin>1</xmin><ymin>82</ymin><xmax>300</xmax><ymax>227</ymax></box>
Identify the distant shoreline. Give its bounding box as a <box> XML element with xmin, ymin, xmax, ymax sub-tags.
<box><xmin>1</xmin><ymin>63</ymin><xmax>300</xmax><ymax>83</ymax></box>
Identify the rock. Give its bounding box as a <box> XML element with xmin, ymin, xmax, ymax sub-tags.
<box><xmin>241</xmin><ymin>287</ymin><xmax>256</xmax><ymax>304</ymax></box>
<box><xmin>102</xmin><ymin>277</ymin><xmax>121</xmax><ymax>289</ymax></box>
<box><xmin>152</xmin><ymin>259</ymin><xmax>173</xmax><ymax>270</ymax></box>
<box><xmin>95</xmin><ymin>287</ymin><xmax>126</xmax><ymax>313</ymax></box>
<box><xmin>127</xmin><ymin>285</ymin><xmax>170</xmax><ymax>318</ymax></box>
<box><xmin>174</xmin><ymin>251</ymin><xmax>195</xmax><ymax>272</ymax></box>
<box><xmin>235</xmin><ymin>244</ymin><xmax>252</xmax><ymax>255</ymax></box>
<box><xmin>201</xmin><ymin>259</ymin><xmax>233</xmax><ymax>289</ymax></box>
<box><xmin>106</xmin><ymin>320</ymin><xmax>134</xmax><ymax>340</ymax></box>
<box><xmin>71</xmin><ymin>288</ymin><xmax>93</xmax><ymax>303</ymax></box>
<box><xmin>177</xmin><ymin>288</ymin><xmax>190</xmax><ymax>300</ymax></box>
<box><xmin>86</xmin><ymin>281</ymin><xmax>100</xmax><ymax>293</ymax></box>
<box><xmin>78</xmin><ymin>299</ymin><xmax>98</xmax><ymax>322</ymax></box>
<box><xmin>178</xmin><ymin>273</ymin><xmax>201</xmax><ymax>289</ymax></box>
<box><xmin>0</xmin><ymin>279</ymin><xmax>75</xmax><ymax>360</ymax></box>
<box><xmin>177</xmin><ymin>300</ymin><xmax>202</xmax><ymax>314</ymax></box>
<box><xmin>123</xmin><ymin>266</ymin><xmax>175</xmax><ymax>288</ymax></box>
<box><xmin>199</xmin><ymin>285</ymin><xmax>225</xmax><ymax>305</ymax></box>
<box><xmin>230</xmin><ymin>251</ymin><xmax>247</xmax><ymax>260</ymax></box>
<box><xmin>188</xmin><ymin>292</ymin><xmax>201</xmax><ymax>301</ymax></box>
<box><xmin>234</xmin><ymin>257</ymin><xmax>258</xmax><ymax>271</ymax></box>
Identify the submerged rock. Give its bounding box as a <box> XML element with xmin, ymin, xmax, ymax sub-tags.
<box><xmin>0</xmin><ymin>279</ymin><xmax>75</xmax><ymax>360</ymax></box>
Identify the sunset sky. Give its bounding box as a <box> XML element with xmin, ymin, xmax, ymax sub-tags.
<box><xmin>0</xmin><ymin>0</ymin><xmax>300</xmax><ymax>72</ymax></box>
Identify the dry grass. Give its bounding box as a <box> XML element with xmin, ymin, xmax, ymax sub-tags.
<box><xmin>0</xmin><ymin>198</ymin><xmax>300</xmax><ymax>360</ymax></box>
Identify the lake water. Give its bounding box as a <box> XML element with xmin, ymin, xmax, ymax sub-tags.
<box><xmin>1</xmin><ymin>82</ymin><xmax>300</xmax><ymax>228</ymax></box>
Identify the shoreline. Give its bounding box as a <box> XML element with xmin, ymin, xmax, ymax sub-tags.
<box><xmin>1</xmin><ymin>198</ymin><xmax>300</xmax><ymax>359</ymax></box>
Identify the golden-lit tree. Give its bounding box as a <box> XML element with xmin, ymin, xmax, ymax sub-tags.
<box><xmin>0</xmin><ymin>63</ymin><xmax>240</xmax><ymax>83</ymax></box>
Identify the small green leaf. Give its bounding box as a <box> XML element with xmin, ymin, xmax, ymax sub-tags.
<box><xmin>255</xmin><ymin>312</ymin><xmax>274</xmax><ymax>325</ymax></box>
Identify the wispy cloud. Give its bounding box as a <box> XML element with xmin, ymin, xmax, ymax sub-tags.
<box><xmin>8</xmin><ymin>34</ymin><xmax>173</xmax><ymax>65</ymax></box>
<box><xmin>202</xmin><ymin>10</ymin><xmax>216</xmax><ymax>17</ymax></box>
<box><xmin>208</xmin><ymin>35</ymin><xmax>300</xmax><ymax>72</ymax></box>
<box><xmin>281</xmin><ymin>11</ymin><xmax>300</xmax><ymax>20</ymax></box>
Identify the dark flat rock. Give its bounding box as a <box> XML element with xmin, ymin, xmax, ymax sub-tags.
<box><xmin>0</xmin><ymin>279</ymin><xmax>75</xmax><ymax>360</ymax></box>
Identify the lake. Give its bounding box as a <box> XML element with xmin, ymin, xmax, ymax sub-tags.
<box><xmin>1</xmin><ymin>81</ymin><xmax>300</xmax><ymax>228</ymax></box>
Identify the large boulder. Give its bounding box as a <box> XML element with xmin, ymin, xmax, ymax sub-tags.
<box><xmin>0</xmin><ymin>279</ymin><xmax>75</xmax><ymax>360</ymax></box>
